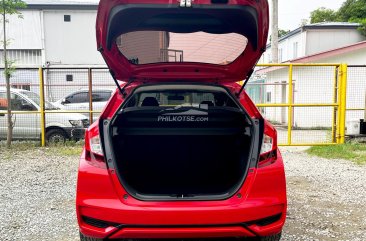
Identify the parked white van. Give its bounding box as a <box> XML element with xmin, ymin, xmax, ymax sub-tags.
<box><xmin>0</xmin><ymin>88</ymin><xmax>89</xmax><ymax>142</ymax></box>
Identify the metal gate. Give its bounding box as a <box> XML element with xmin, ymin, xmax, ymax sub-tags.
<box><xmin>250</xmin><ymin>63</ymin><xmax>347</xmax><ymax>146</ymax></box>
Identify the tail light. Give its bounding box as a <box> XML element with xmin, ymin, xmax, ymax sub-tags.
<box><xmin>84</xmin><ymin>122</ymin><xmax>107</xmax><ymax>169</ymax></box>
<box><xmin>259</xmin><ymin>120</ymin><xmax>277</xmax><ymax>168</ymax></box>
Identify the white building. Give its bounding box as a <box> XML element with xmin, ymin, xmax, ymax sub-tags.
<box><xmin>251</xmin><ymin>22</ymin><xmax>366</xmax><ymax>129</ymax></box>
<box><xmin>0</xmin><ymin>0</ymin><xmax>102</xmax><ymax>67</ymax></box>
<box><xmin>0</xmin><ymin>0</ymin><xmax>115</xmax><ymax>101</ymax></box>
<box><xmin>254</xmin><ymin>40</ymin><xmax>366</xmax><ymax>128</ymax></box>
<box><xmin>259</xmin><ymin>22</ymin><xmax>365</xmax><ymax>64</ymax></box>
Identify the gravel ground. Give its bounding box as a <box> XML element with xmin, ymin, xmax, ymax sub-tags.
<box><xmin>0</xmin><ymin>146</ymin><xmax>365</xmax><ymax>241</ymax></box>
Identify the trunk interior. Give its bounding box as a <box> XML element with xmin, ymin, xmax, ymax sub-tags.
<box><xmin>109</xmin><ymin>86</ymin><xmax>254</xmax><ymax>200</ymax></box>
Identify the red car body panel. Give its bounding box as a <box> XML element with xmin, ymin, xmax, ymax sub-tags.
<box><xmin>77</xmin><ymin>0</ymin><xmax>287</xmax><ymax>239</ymax></box>
<box><xmin>76</xmin><ymin>84</ymin><xmax>287</xmax><ymax>239</ymax></box>
<box><xmin>95</xmin><ymin>0</ymin><xmax>269</xmax><ymax>82</ymax></box>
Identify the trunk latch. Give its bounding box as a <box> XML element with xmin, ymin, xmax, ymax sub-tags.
<box><xmin>179</xmin><ymin>0</ymin><xmax>193</xmax><ymax>7</ymax></box>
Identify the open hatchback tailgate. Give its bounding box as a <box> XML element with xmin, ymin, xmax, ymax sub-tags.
<box><xmin>96</xmin><ymin>0</ymin><xmax>269</xmax><ymax>82</ymax></box>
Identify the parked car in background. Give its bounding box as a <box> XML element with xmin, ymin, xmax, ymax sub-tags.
<box><xmin>0</xmin><ymin>88</ymin><xmax>89</xmax><ymax>142</ymax></box>
<box><xmin>52</xmin><ymin>89</ymin><xmax>114</xmax><ymax>116</ymax></box>
<box><xmin>77</xmin><ymin>1</ymin><xmax>286</xmax><ymax>241</ymax></box>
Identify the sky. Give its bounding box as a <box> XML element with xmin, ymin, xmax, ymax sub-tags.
<box><xmin>271</xmin><ymin>0</ymin><xmax>345</xmax><ymax>31</ymax></box>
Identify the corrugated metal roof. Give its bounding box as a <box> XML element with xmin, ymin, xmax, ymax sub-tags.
<box><xmin>305</xmin><ymin>22</ymin><xmax>361</xmax><ymax>27</ymax></box>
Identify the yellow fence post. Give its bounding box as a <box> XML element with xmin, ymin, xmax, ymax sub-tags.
<box><xmin>331</xmin><ymin>66</ymin><xmax>339</xmax><ymax>143</ymax></box>
<box><xmin>88</xmin><ymin>68</ymin><xmax>93</xmax><ymax>124</ymax></box>
<box><xmin>39</xmin><ymin>68</ymin><xmax>46</xmax><ymax>147</ymax></box>
<box><xmin>287</xmin><ymin>64</ymin><xmax>293</xmax><ymax>145</ymax></box>
<box><xmin>339</xmin><ymin>64</ymin><xmax>348</xmax><ymax>144</ymax></box>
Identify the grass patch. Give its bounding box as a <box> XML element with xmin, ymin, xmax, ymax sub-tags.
<box><xmin>47</xmin><ymin>141</ymin><xmax>84</xmax><ymax>156</ymax></box>
<box><xmin>0</xmin><ymin>140</ymin><xmax>83</xmax><ymax>157</ymax></box>
<box><xmin>307</xmin><ymin>142</ymin><xmax>366</xmax><ymax>165</ymax></box>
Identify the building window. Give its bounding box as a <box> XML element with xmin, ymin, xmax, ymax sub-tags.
<box><xmin>293</xmin><ymin>42</ymin><xmax>298</xmax><ymax>59</ymax></box>
<box><xmin>11</xmin><ymin>83</ymin><xmax>31</xmax><ymax>91</ymax></box>
<box><xmin>278</xmin><ymin>48</ymin><xmax>283</xmax><ymax>63</ymax></box>
<box><xmin>66</xmin><ymin>75</ymin><xmax>73</xmax><ymax>82</ymax></box>
<box><xmin>266</xmin><ymin>92</ymin><xmax>272</xmax><ymax>102</ymax></box>
<box><xmin>64</xmin><ymin>15</ymin><xmax>71</xmax><ymax>22</ymax></box>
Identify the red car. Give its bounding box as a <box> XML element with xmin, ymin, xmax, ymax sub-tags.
<box><xmin>76</xmin><ymin>0</ymin><xmax>287</xmax><ymax>240</ymax></box>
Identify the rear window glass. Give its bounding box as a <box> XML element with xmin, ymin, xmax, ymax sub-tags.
<box><xmin>126</xmin><ymin>90</ymin><xmax>238</xmax><ymax>108</ymax></box>
<box><xmin>117</xmin><ymin>31</ymin><xmax>248</xmax><ymax>65</ymax></box>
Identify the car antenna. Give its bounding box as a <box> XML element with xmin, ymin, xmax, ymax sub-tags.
<box><xmin>98</xmin><ymin>47</ymin><xmax>133</xmax><ymax>96</ymax></box>
<box><xmin>236</xmin><ymin>68</ymin><xmax>254</xmax><ymax>97</ymax></box>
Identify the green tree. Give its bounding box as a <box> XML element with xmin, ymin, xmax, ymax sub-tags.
<box><xmin>310</xmin><ymin>7</ymin><xmax>338</xmax><ymax>23</ymax></box>
<box><xmin>337</xmin><ymin>0</ymin><xmax>366</xmax><ymax>35</ymax></box>
<box><xmin>269</xmin><ymin>29</ymin><xmax>290</xmax><ymax>41</ymax></box>
<box><xmin>1</xmin><ymin>0</ymin><xmax>27</xmax><ymax>148</ymax></box>
<box><xmin>337</xmin><ymin>0</ymin><xmax>366</xmax><ymax>22</ymax></box>
<box><xmin>278</xmin><ymin>29</ymin><xmax>290</xmax><ymax>38</ymax></box>
<box><xmin>356</xmin><ymin>18</ymin><xmax>366</xmax><ymax>36</ymax></box>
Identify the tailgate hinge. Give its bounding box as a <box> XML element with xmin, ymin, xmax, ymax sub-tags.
<box><xmin>179</xmin><ymin>0</ymin><xmax>193</xmax><ymax>7</ymax></box>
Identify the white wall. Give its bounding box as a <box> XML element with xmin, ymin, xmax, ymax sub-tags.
<box><xmin>256</xmin><ymin>48</ymin><xmax>366</xmax><ymax>128</ymax></box>
<box><xmin>306</xmin><ymin>29</ymin><xmax>365</xmax><ymax>56</ymax></box>
<box><xmin>278</xmin><ymin>32</ymin><xmax>303</xmax><ymax>62</ymax></box>
<box><xmin>0</xmin><ymin>10</ymin><xmax>42</xmax><ymax>50</ymax></box>
<box><xmin>320</xmin><ymin>49</ymin><xmax>366</xmax><ymax>123</ymax></box>
<box><xmin>263</xmin><ymin>27</ymin><xmax>365</xmax><ymax>63</ymax></box>
<box><xmin>43</xmin><ymin>10</ymin><xmax>104</xmax><ymax>66</ymax></box>
<box><xmin>0</xmin><ymin>9</ymin><xmax>105</xmax><ymax>67</ymax></box>
<box><xmin>0</xmin><ymin>10</ymin><xmax>43</xmax><ymax>66</ymax></box>
<box><xmin>261</xmin><ymin>31</ymin><xmax>306</xmax><ymax>63</ymax></box>
<box><xmin>261</xmin><ymin>67</ymin><xmax>335</xmax><ymax>128</ymax></box>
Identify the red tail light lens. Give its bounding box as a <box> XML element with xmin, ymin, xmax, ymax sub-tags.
<box><xmin>260</xmin><ymin>134</ymin><xmax>273</xmax><ymax>154</ymax></box>
<box><xmin>84</xmin><ymin>122</ymin><xmax>107</xmax><ymax>169</ymax></box>
<box><xmin>90</xmin><ymin>135</ymin><xmax>103</xmax><ymax>156</ymax></box>
<box><xmin>259</xmin><ymin>121</ymin><xmax>277</xmax><ymax>168</ymax></box>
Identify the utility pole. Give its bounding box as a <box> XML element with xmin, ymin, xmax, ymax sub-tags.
<box><xmin>364</xmin><ymin>90</ymin><xmax>366</xmax><ymax>121</ymax></box>
<box><xmin>2</xmin><ymin>0</ymin><xmax>13</xmax><ymax>148</ymax></box>
<box><xmin>271</xmin><ymin>0</ymin><xmax>279</xmax><ymax>63</ymax></box>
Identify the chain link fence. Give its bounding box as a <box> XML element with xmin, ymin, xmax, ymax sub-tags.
<box><xmin>346</xmin><ymin>66</ymin><xmax>366</xmax><ymax>124</ymax></box>
<box><xmin>0</xmin><ymin>67</ymin><xmax>114</xmax><ymax>143</ymax></box>
<box><xmin>0</xmin><ymin>68</ymin><xmax>40</xmax><ymax>140</ymax></box>
<box><xmin>251</xmin><ymin>64</ymin><xmax>347</xmax><ymax>145</ymax></box>
<box><xmin>0</xmin><ymin>64</ymin><xmax>361</xmax><ymax>146</ymax></box>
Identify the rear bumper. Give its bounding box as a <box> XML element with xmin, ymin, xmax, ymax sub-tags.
<box><xmin>109</xmin><ymin>226</ymin><xmax>256</xmax><ymax>239</ymax></box>
<box><xmin>79</xmin><ymin>209</ymin><xmax>285</xmax><ymax>239</ymax></box>
<box><xmin>76</xmin><ymin>150</ymin><xmax>287</xmax><ymax>239</ymax></box>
